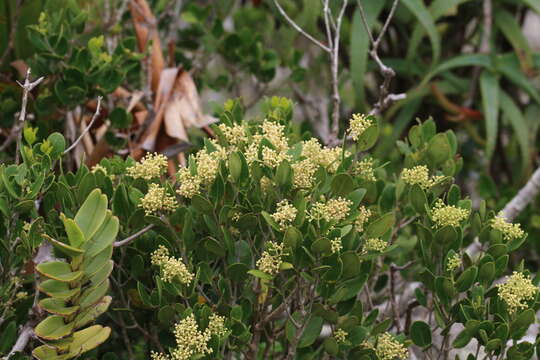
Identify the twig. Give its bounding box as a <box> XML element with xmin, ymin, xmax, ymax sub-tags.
<box><xmin>329</xmin><ymin>0</ymin><xmax>349</xmax><ymax>144</ymax></box>
<box><xmin>357</xmin><ymin>0</ymin><xmax>406</xmax><ymax>116</ymax></box>
<box><xmin>273</xmin><ymin>0</ymin><xmax>331</xmax><ymax>53</ymax></box>
<box><xmin>64</xmin><ymin>96</ymin><xmax>103</xmax><ymax>154</ymax></box>
<box><xmin>501</xmin><ymin>167</ymin><xmax>540</xmax><ymax>222</ymax></box>
<box><xmin>14</xmin><ymin>69</ymin><xmax>45</xmax><ymax>164</ymax></box>
<box><xmin>3</xmin><ymin>324</ymin><xmax>35</xmax><ymax>359</ymax></box>
<box><xmin>114</xmin><ymin>224</ymin><xmax>155</xmax><ymax>247</ymax></box>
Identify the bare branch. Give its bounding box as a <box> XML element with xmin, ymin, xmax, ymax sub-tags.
<box><xmin>273</xmin><ymin>0</ymin><xmax>331</xmax><ymax>53</ymax></box>
<box><xmin>64</xmin><ymin>96</ymin><xmax>103</xmax><ymax>154</ymax></box>
<box><xmin>357</xmin><ymin>0</ymin><xmax>406</xmax><ymax>116</ymax></box>
<box><xmin>3</xmin><ymin>324</ymin><xmax>35</xmax><ymax>359</ymax></box>
<box><xmin>114</xmin><ymin>224</ymin><xmax>155</xmax><ymax>247</ymax></box>
<box><xmin>502</xmin><ymin>167</ymin><xmax>540</xmax><ymax>222</ymax></box>
<box><xmin>329</xmin><ymin>0</ymin><xmax>349</xmax><ymax>144</ymax></box>
<box><xmin>13</xmin><ymin>69</ymin><xmax>45</xmax><ymax>164</ymax></box>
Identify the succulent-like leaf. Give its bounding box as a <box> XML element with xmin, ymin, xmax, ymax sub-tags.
<box><xmin>74</xmin><ymin>189</ymin><xmax>108</xmax><ymax>241</ymax></box>
<box><xmin>35</xmin><ymin>315</ymin><xmax>75</xmax><ymax>341</ymax></box>
<box><xmin>82</xmin><ymin>245</ymin><xmax>113</xmax><ymax>277</ymax></box>
<box><xmin>89</xmin><ymin>260</ymin><xmax>114</xmax><ymax>285</ymax></box>
<box><xmin>82</xmin><ymin>211</ymin><xmax>119</xmax><ymax>258</ymax></box>
<box><xmin>73</xmin><ymin>296</ymin><xmax>112</xmax><ymax>329</ymax></box>
<box><xmin>39</xmin><ymin>298</ymin><xmax>80</xmax><ymax>317</ymax></box>
<box><xmin>39</xmin><ymin>279</ymin><xmax>80</xmax><ymax>300</ymax></box>
<box><xmin>61</xmin><ymin>215</ymin><xmax>85</xmax><ymax>248</ymax></box>
<box><xmin>33</xmin><ymin>344</ymin><xmax>71</xmax><ymax>360</ymax></box>
<box><xmin>68</xmin><ymin>325</ymin><xmax>111</xmax><ymax>356</ymax></box>
<box><xmin>79</xmin><ymin>279</ymin><xmax>110</xmax><ymax>309</ymax></box>
<box><xmin>36</xmin><ymin>262</ymin><xmax>84</xmax><ymax>283</ymax></box>
<box><xmin>43</xmin><ymin>235</ymin><xmax>84</xmax><ymax>258</ymax></box>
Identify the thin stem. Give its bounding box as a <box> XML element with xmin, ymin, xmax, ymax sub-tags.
<box><xmin>114</xmin><ymin>224</ymin><xmax>155</xmax><ymax>247</ymax></box>
<box><xmin>273</xmin><ymin>0</ymin><xmax>331</xmax><ymax>53</ymax></box>
<box><xmin>64</xmin><ymin>96</ymin><xmax>103</xmax><ymax>154</ymax></box>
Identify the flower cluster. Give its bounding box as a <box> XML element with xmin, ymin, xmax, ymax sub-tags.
<box><xmin>292</xmin><ymin>159</ymin><xmax>318</xmax><ymax>189</ymax></box>
<box><xmin>330</xmin><ymin>238</ymin><xmax>343</xmax><ymax>254</ymax></box>
<box><xmin>348</xmin><ymin>113</ymin><xmax>373</xmax><ymax>141</ymax></box>
<box><xmin>497</xmin><ymin>271</ymin><xmax>537</xmax><ymax>314</ymax></box>
<box><xmin>375</xmin><ymin>333</ymin><xmax>409</xmax><ymax>360</ymax></box>
<box><xmin>244</xmin><ymin>119</ymin><xmax>291</xmax><ymax>167</ymax></box>
<box><xmin>177</xmin><ymin>167</ymin><xmax>202</xmax><ymax>198</ymax></box>
<box><xmin>309</xmin><ymin>197</ymin><xmax>353</xmax><ymax>223</ymax></box>
<box><xmin>431</xmin><ymin>200</ymin><xmax>469</xmax><ymax>227</ymax></box>
<box><xmin>401</xmin><ymin>165</ymin><xmax>442</xmax><ymax>189</ymax></box>
<box><xmin>151</xmin><ymin>245</ymin><xmax>194</xmax><ymax>284</ymax></box>
<box><xmin>151</xmin><ymin>313</ymin><xmax>228</xmax><ymax>360</ymax></box>
<box><xmin>355</xmin><ymin>206</ymin><xmax>372</xmax><ymax>232</ymax></box>
<box><xmin>446</xmin><ymin>253</ymin><xmax>461</xmax><ymax>272</ymax></box>
<box><xmin>218</xmin><ymin>123</ymin><xmax>247</xmax><ymax>146</ymax></box>
<box><xmin>271</xmin><ymin>200</ymin><xmax>297</xmax><ymax>230</ymax></box>
<box><xmin>127</xmin><ymin>152</ymin><xmax>168</xmax><ymax>180</ymax></box>
<box><xmin>334</xmin><ymin>329</ymin><xmax>348</xmax><ymax>343</ymax></box>
<box><xmin>361</xmin><ymin>238</ymin><xmax>387</xmax><ymax>254</ymax></box>
<box><xmin>139</xmin><ymin>184</ymin><xmax>177</xmax><ymax>216</ymax></box>
<box><xmin>194</xmin><ymin>150</ymin><xmax>221</xmax><ymax>184</ymax></box>
<box><xmin>301</xmin><ymin>138</ymin><xmax>346</xmax><ymax>173</ymax></box>
<box><xmin>491</xmin><ymin>212</ymin><xmax>525</xmax><ymax>242</ymax></box>
<box><xmin>257</xmin><ymin>242</ymin><xmax>286</xmax><ymax>275</ymax></box>
<box><xmin>355</xmin><ymin>157</ymin><xmax>376</xmax><ymax>182</ymax></box>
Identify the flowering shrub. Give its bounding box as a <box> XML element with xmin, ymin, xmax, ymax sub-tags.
<box><xmin>0</xmin><ymin>98</ymin><xmax>536</xmax><ymax>359</ymax></box>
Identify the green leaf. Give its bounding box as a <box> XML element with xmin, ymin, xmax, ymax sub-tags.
<box><xmin>191</xmin><ymin>194</ymin><xmax>214</xmax><ymax>215</ymax></box>
<box><xmin>410</xmin><ymin>184</ymin><xmax>427</xmax><ymax>214</ymax></box>
<box><xmin>455</xmin><ymin>266</ymin><xmax>477</xmax><ymax>292</ymax></box>
<box><xmin>39</xmin><ymin>279</ymin><xmax>80</xmax><ymax>301</ymax></box>
<box><xmin>499</xmin><ymin>91</ymin><xmax>530</xmax><ymax>175</ymax></box>
<box><xmin>275</xmin><ymin>160</ymin><xmax>292</xmax><ymax>189</ymax></box>
<box><xmin>402</xmin><ymin>0</ymin><xmax>441</xmax><ymax>64</ymax></box>
<box><xmin>357</xmin><ymin>124</ymin><xmax>379</xmax><ymax>151</ymax></box>
<box><xmin>247</xmin><ymin>269</ymin><xmax>273</xmax><ymax>281</ymax></box>
<box><xmin>365</xmin><ymin>213</ymin><xmax>395</xmax><ymax>238</ymax></box>
<box><xmin>38</xmin><ymin>298</ymin><xmax>80</xmax><ymax>317</ymax></box>
<box><xmin>422</xmin><ymin>54</ymin><xmax>491</xmax><ymax>85</ymax></box>
<box><xmin>33</xmin><ymin>345</ymin><xmax>69</xmax><ymax>360</ymax></box>
<box><xmin>74</xmin><ymin>189</ymin><xmax>108</xmax><ymax>241</ymax></box>
<box><xmin>323</xmin><ymin>337</ymin><xmax>339</xmax><ymax>355</ymax></box>
<box><xmin>35</xmin><ymin>315</ymin><xmax>75</xmax><ymax>341</ymax></box>
<box><xmin>228</xmin><ymin>152</ymin><xmax>243</xmax><ymax>182</ymax></box>
<box><xmin>331</xmin><ymin>173</ymin><xmax>354</xmax><ymax>197</ymax></box>
<box><xmin>61</xmin><ymin>216</ymin><xmax>85</xmax><ymax>248</ymax></box>
<box><xmin>74</xmin><ymin>296</ymin><xmax>112</xmax><ymax>329</ymax></box>
<box><xmin>0</xmin><ymin>321</ymin><xmax>16</xmax><ymax>353</ymax></box>
<box><xmin>43</xmin><ymin>235</ymin><xmax>84</xmax><ymax>258</ymax></box>
<box><xmin>481</xmin><ymin>73</ymin><xmax>500</xmax><ymax>162</ymax></box>
<box><xmin>36</xmin><ymin>262</ymin><xmax>84</xmax><ymax>283</ymax></box>
<box><xmin>298</xmin><ymin>316</ymin><xmax>324</xmax><ymax>348</ymax></box>
<box><xmin>478</xmin><ymin>261</ymin><xmax>496</xmax><ymax>286</ymax></box>
<box><xmin>427</xmin><ymin>133</ymin><xmax>451</xmax><ymax>165</ymax></box>
<box><xmin>47</xmin><ymin>132</ymin><xmax>66</xmax><ymax>158</ymax></box>
<box><xmin>510</xmin><ymin>309</ymin><xmax>535</xmax><ymax>339</ymax></box>
<box><xmin>452</xmin><ymin>328</ymin><xmax>472</xmax><ymax>348</ymax></box>
<box><xmin>83</xmin><ymin>245</ymin><xmax>113</xmax><ymax>278</ymax></box>
<box><xmin>350</xmin><ymin>2</ymin><xmax>384</xmax><ymax>109</ymax></box>
<box><xmin>524</xmin><ymin>0</ymin><xmax>540</xmax><ymax>14</ymax></box>
<box><xmin>82</xmin><ymin>211</ymin><xmax>119</xmax><ymax>258</ymax></box>
<box><xmin>79</xmin><ymin>279</ymin><xmax>110</xmax><ymax>308</ymax></box>
<box><xmin>410</xmin><ymin>321</ymin><xmax>432</xmax><ymax>348</ymax></box>
<box><xmin>68</xmin><ymin>325</ymin><xmax>111</xmax><ymax>356</ymax></box>
<box><xmin>494</xmin><ymin>9</ymin><xmax>533</xmax><ymax>72</ymax></box>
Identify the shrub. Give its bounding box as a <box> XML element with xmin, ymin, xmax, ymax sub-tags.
<box><xmin>1</xmin><ymin>97</ymin><xmax>536</xmax><ymax>359</ymax></box>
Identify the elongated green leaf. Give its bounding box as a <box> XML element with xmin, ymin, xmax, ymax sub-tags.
<box><xmin>61</xmin><ymin>215</ymin><xmax>85</xmax><ymax>248</ymax></box>
<box><xmin>39</xmin><ymin>298</ymin><xmax>80</xmax><ymax>317</ymax></box>
<box><xmin>298</xmin><ymin>316</ymin><xmax>324</xmax><ymax>348</ymax></box>
<box><xmin>36</xmin><ymin>262</ymin><xmax>84</xmax><ymax>283</ymax></box>
<box><xmin>494</xmin><ymin>9</ymin><xmax>533</xmax><ymax>72</ymax></box>
<box><xmin>68</xmin><ymin>325</ymin><xmax>111</xmax><ymax>356</ymax></box>
<box><xmin>33</xmin><ymin>345</ymin><xmax>70</xmax><ymax>360</ymax></box>
<box><xmin>499</xmin><ymin>91</ymin><xmax>530</xmax><ymax>175</ymax></box>
<box><xmin>351</xmin><ymin>2</ymin><xmax>384</xmax><ymax>109</ymax></box>
<box><xmin>422</xmin><ymin>54</ymin><xmax>491</xmax><ymax>85</ymax></box>
<box><xmin>89</xmin><ymin>260</ymin><xmax>114</xmax><ymax>285</ymax></box>
<box><xmin>402</xmin><ymin>0</ymin><xmax>441</xmax><ymax>64</ymax></box>
<box><xmin>79</xmin><ymin>279</ymin><xmax>110</xmax><ymax>309</ymax></box>
<box><xmin>83</xmin><ymin>245</ymin><xmax>113</xmax><ymax>277</ymax></box>
<box><xmin>82</xmin><ymin>211</ymin><xmax>118</xmax><ymax>258</ymax></box>
<box><xmin>74</xmin><ymin>296</ymin><xmax>112</xmax><ymax>329</ymax></box>
<box><xmin>480</xmin><ymin>71</ymin><xmax>500</xmax><ymax>160</ymax></box>
<box><xmin>43</xmin><ymin>235</ymin><xmax>84</xmax><ymax>258</ymax></box>
<box><xmin>407</xmin><ymin>0</ymin><xmax>471</xmax><ymax>61</ymax></box>
<box><xmin>74</xmin><ymin>189</ymin><xmax>108</xmax><ymax>241</ymax></box>
<box><xmin>39</xmin><ymin>279</ymin><xmax>80</xmax><ymax>300</ymax></box>
<box><xmin>497</xmin><ymin>54</ymin><xmax>540</xmax><ymax>104</ymax></box>
<box><xmin>35</xmin><ymin>315</ymin><xmax>75</xmax><ymax>340</ymax></box>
